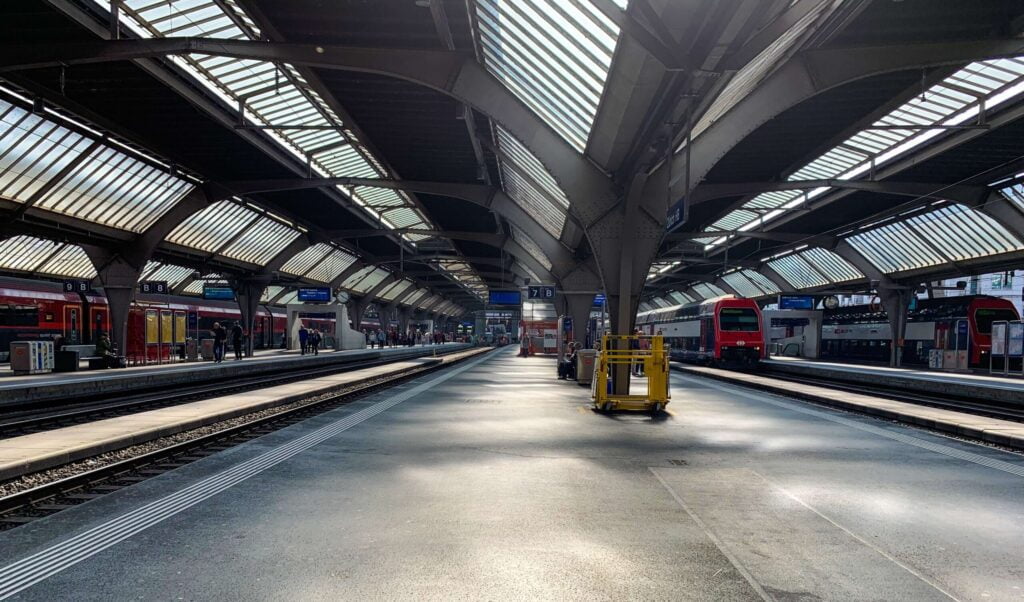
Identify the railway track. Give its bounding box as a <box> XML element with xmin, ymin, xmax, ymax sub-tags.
<box><xmin>0</xmin><ymin>348</ymin><xmax>490</xmax><ymax>529</ymax></box>
<box><xmin>0</xmin><ymin>348</ymin><xmax>463</xmax><ymax>437</ymax></box>
<box><xmin>756</xmin><ymin>369</ymin><xmax>1024</xmax><ymax>423</ymax></box>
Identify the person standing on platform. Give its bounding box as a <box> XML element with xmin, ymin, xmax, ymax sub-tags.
<box><xmin>231</xmin><ymin>322</ymin><xmax>244</xmax><ymax>361</ymax></box>
<box><xmin>299</xmin><ymin>324</ymin><xmax>309</xmax><ymax>355</ymax></box>
<box><xmin>311</xmin><ymin>329</ymin><xmax>321</xmax><ymax>355</ymax></box>
<box><xmin>212</xmin><ymin>322</ymin><xmax>227</xmax><ymax>363</ymax></box>
<box><xmin>377</xmin><ymin>329</ymin><xmax>386</xmax><ymax>349</ymax></box>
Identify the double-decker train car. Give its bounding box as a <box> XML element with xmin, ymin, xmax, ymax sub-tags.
<box><xmin>637</xmin><ymin>295</ymin><xmax>766</xmax><ymax>367</ymax></box>
<box><xmin>0</xmin><ymin>276</ymin><xmax>302</xmax><ymax>362</ymax></box>
<box><xmin>821</xmin><ymin>295</ymin><xmax>1019</xmax><ymax>367</ymax></box>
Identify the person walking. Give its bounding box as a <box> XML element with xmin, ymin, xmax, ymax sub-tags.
<box><xmin>212</xmin><ymin>322</ymin><xmax>227</xmax><ymax>363</ymax></box>
<box><xmin>231</xmin><ymin>322</ymin><xmax>244</xmax><ymax>360</ymax></box>
<box><xmin>298</xmin><ymin>324</ymin><xmax>309</xmax><ymax>355</ymax></box>
<box><xmin>311</xmin><ymin>329</ymin><xmax>321</xmax><ymax>355</ymax></box>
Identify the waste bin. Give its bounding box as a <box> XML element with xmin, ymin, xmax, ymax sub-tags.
<box><xmin>576</xmin><ymin>349</ymin><xmax>597</xmax><ymax>385</ymax></box>
<box><xmin>54</xmin><ymin>349</ymin><xmax>80</xmax><ymax>372</ymax></box>
<box><xmin>200</xmin><ymin>338</ymin><xmax>215</xmax><ymax>361</ymax></box>
<box><xmin>9</xmin><ymin>341</ymin><xmax>54</xmax><ymax>374</ymax></box>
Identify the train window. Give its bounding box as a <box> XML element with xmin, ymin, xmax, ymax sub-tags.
<box><xmin>0</xmin><ymin>305</ymin><xmax>39</xmax><ymax>327</ymax></box>
<box><xmin>718</xmin><ymin>308</ymin><xmax>759</xmax><ymax>331</ymax></box>
<box><xmin>974</xmin><ymin>308</ymin><xmax>1019</xmax><ymax>334</ymax></box>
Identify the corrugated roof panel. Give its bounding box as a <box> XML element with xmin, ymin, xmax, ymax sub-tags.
<box><xmin>221</xmin><ymin>215</ymin><xmax>301</xmax><ymax>265</ymax></box>
<box><xmin>0</xmin><ymin>236</ymin><xmax>96</xmax><ymax>278</ymax></box>
<box><xmin>798</xmin><ymin>247</ymin><xmax>863</xmax><ymax>283</ymax></box>
<box><xmin>846</xmin><ymin>220</ymin><xmax>944</xmax><ymax>273</ymax></box>
<box><xmin>305</xmin><ymin>248</ymin><xmax>358</xmax><ymax>283</ymax></box>
<box><xmin>510</xmin><ymin>224</ymin><xmax>553</xmax><ymax>271</ymax></box>
<box><xmin>476</xmin><ymin>0</ymin><xmax>622</xmax><ymax>151</ymax></box>
<box><xmin>743</xmin><ymin>270</ymin><xmax>781</xmax><ymax>294</ymax></box>
<box><xmin>349</xmin><ymin>267</ymin><xmax>390</xmax><ymax>293</ymax></box>
<box><xmin>165</xmin><ymin>200</ymin><xmax>253</xmax><ymax>253</ymax></box>
<box><xmin>0</xmin><ymin>101</ymin><xmax>95</xmax><ymax>202</ymax></box>
<box><xmin>140</xmin><ymin>262</ymin><xmax>194</xmax><ymax>287</ymax></box>
<box><xmin>722</xmin><ymin>272</ymin><xmax>762</xmax><ymax>298</ymax></box>
<box><xmin>768</xmin><ymin>254</ymin><xmax>829</xmax><ymax>289</ymax></box>
<box><xmin>281</xmin><ymin>243</ymin><xmax>333</xmax><ymax>277</ymax></box>
<box><xmin>36</xmin><ymin>242</ymin><xmax>96</xmax><ymax>279</ymax></box>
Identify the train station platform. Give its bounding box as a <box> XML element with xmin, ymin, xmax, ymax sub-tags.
<box><xmin>763</xmin><ymin>357</ymin><xmax>1024</xmax><ymax>404</ymax></box>
<box><xmin>1</xmin><ymin>348</ymin><xmax>1023</xmax><ymax>600</ymax></box>
<box><xmin>0</xmin><ymin>347</ymin><xmax>486</xmax><ymax>482</ymax></box>
<box><xmin>0</xmin><ymin>343</ymin><xmax>470</xmax><ymax>407</ymax></box>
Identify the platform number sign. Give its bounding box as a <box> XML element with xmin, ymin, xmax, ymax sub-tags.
<box><xmin>528</xmin><ymin>285</ymin><xmax>556</xmax><ymax>300</ymax></box>
<box><xmin>139</xmin><ymin>280</ymin><xmax>168</xmax><ymax>294</ymax></box>
<box><xmin>62</xmin><ymin>280</ymin><xmax>89</xmax><ymax>293</ymax></box>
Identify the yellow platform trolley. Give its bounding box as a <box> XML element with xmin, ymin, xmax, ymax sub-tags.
<box><xmin>592</xmin><ymin>334</ymin><xmax>671</xmax><ymax>414</ymax></box>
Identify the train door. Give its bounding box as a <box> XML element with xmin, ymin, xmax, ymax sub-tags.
<box><xmin>145</xmin><ymin>309</ymin><xmax>159</xmax><ymax>363</ymax></box>
<box><xmin>173</xmin><ymin>311</ymin><xmax>186</xmax><ymax>358</ymax></box>
<box><xmin>159</xmin><ymin>310</ymin><xmax>173</xmax><ymax>362</ymax></box>
<box><xmin>63</xmin><ymin>304</ymin><xmax>82</xmax><ymax>345</ymax></box>
<box><xmin>701</xmin><ymin>317</ymin><xmax>715</xmax><ymax>357</ymax></box>
<box><xmin>89</xmin><ymin>306</ymin><xmax>108</xmax><ymax>345</ymax></box>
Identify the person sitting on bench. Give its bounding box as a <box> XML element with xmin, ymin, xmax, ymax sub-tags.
<box><xmin>94</xmin><ymin>333</ymin><xmax>117</xmax><ymax>368</ymax></box>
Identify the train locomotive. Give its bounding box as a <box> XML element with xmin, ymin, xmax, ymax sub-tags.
<box><xmin>637</xmin><ymin>295</ymin><xmax>766</xmax><ymax>367</ymax></box>
<box><xmin>821</xmin><ymin>295</ymin><xmax>1020</xmax><ymax>368</ymax></box>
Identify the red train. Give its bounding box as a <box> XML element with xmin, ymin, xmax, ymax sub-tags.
<box><xmin>821</xmin><ymin>295</ymin><xmax>1020</xmax><ymax>367</ymax></box>
<box><xmin>638</xmin><ymin>295</ymin><xmax>765</xmax><ymax>367</ymax></box>
<box><xmin>0</xmin><ymin>276</ymin><xmax>342</xmax><ymax>363</ymax></box>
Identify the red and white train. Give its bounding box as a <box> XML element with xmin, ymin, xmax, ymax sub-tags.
<box><xmin>0</xmin><ymin>276</ymin><xmax>343</xmax><ymax>363</ymax></box>
<box><xmin>637</xmin><ymin>295</ymin><xmax>766</xmax><ymax>367</ymax></box>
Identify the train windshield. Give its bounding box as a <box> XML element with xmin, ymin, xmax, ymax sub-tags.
<box><xmin>974</xmin><ymin>308</ymin><xmax>1020</xmax><ymax>334</ymax></box>
<box><xmin>719</xmin><ymin>307</ymin><xmax>759</xmax><ymax>331</ymax></box>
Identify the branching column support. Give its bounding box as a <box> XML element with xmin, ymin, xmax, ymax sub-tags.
<box><xmin>230</xmin><ymin>275</ymin><xmax>271</xmax><ymax>357</ymax></box>
<box><xmin>82</xmin><ymin>244</ymin><xmax>142</xmax><ymax>357</ymax></box>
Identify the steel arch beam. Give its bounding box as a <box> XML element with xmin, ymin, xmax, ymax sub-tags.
<box><xmin>0</xmin><ymin>38</ymin><xmax>619</xmax><ymax>225</ymax></box>
<box><xmin>689</xmin><ymin>180</ymin><xmax>990</xmax><ymax>207</ymax></box>
<box><xmin>215</xmin><ymin>178</ymin><xmax>575</xmax><ymax>276</ymax></box>
<box><xmin>653</xmin><ymin>37</ymin><xmax>1024</xmax><ymax>205</ymax></box>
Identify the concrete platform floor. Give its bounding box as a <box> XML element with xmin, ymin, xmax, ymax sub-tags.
<box><xmin>0</xmin><ymin>347</ymin><xmax>1022</xmax><ymax>600</ymax></box>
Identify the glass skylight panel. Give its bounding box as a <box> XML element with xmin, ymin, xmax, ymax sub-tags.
<box><xmin>281</xmin><ymin>243</ymin><xmax>332</xmax><ymax>277</ymax></box>
<box><xmin>221</xmin><ymin>214</ymin><xmax>301</xmax><ymax>265</ymax></box>
<box><xmin>475</xmin><ymin>0</ymin><xmax>622</xmax><ymax>151</ymax></box>
<box><xmin>691</xmin><ymin>3</ymin><xmax>828</xmax><ymax>139</ymax></box>
<box><xmin>1002</xmin><ymin>183</ymin><xmax>1024</xmax><ymax>212</ymax></box>
<box><xmin>304</xmin><ymin>248</ymin><xmax>359</xmax><ymax>283</ymax></box>
<box><xmin>742</xmin><ymin>269</ymin><xmax>781</xmax><ymax>294</ymax></box>
<box><xmin>0</xmin><ymin>101</ymin><xmax>95</xmax><ymax>202</ymax></box>
<box><xmin>261</xmin><ymin>286</ymin><xmax>285</xmax><ymax>303</ymax></box>
<box><xmin>692</xmin><ymin>283</ymin><xmax>726</xmax><ymax>299</ymax></box>
<box><xmin>184</xmin><ymin>278</ymin><xmax>227</xmax><ymax>295</ymax></box>
<box><xmin>768</xmin><ymin>254</ymin><xmax>829</xmax><ymax>289</ymax></box>
<box><xmin>495</xmin><ymin>127</ymin><xmax>570</xmax><ymax>237</ymax></box>
<box><xmin>403</xmin><ymin>288</ymin><xmax>427</xmax><ymax>306</ymax></box>
<box><xmin>722</xmin><ymin>272</ymin><xmax>761</xmax><ymax>298</ymax></box>
<box><xmin>846</xmin><ymin>221</ymin><xmax>944</xmax><ymax>273</ymax></box>
<box><xmin>35</xmin><ymin>144</ymin><xmax>191</xmax><ymax>233</ymax></box>
<box><xmin>0</xmin><ymin>236</ymin><xmax>92</xmax><ymax>278</ymax></box>
<box><xmin>906</xmin><ymin>204</ymin><xmax>1022</xmax><ymax>261</ymax></box>
<box><xmin>140</xmin><ymin>261</ymin><xmax>194</xmax><ymax>287</ymax></box>
<box><xmin>339</xmin><ymin>265</ymin><xmax>375</xmax><ymax>290</ymax></box>
<box><xmin>437</xmin><ymin>260</ymin><xmax>488</xmax><ymax>298</ymax></box>
<box><xmin>699</xmin><ymin>56</ymin><xmax>1024</xmax><ymax>247</ymax></box>
<box><xmin>109</xmin><ymin>0</ymin><xmax>436</xmax><ymax>238</ymax></box>
<box><xmin>165</xmin><ymin>200</ymin><xmax>252</xmax><ymax>253</ymax></box>
<box><xmin>510</xmin><ymin>224</ymin><xmax>553</xmax><ymax>271</ymax></box>
<box><xmin>277</xmin><ymin>290</ymin><xmax>299</xmax><ymax>305</ymax></box>
<box><xmin>798</xmin><ymin>247</ymin><xmax>863</xmax><ymax>283</ymax></box>
<box><xmin>379</xmin><ymin>280</ymin><xmax>413</xmax><ymax>302</ymax></box>
<box><xmin>667</xmin><ymin>291</ymin><xmax>693</xmax><ymax>305</ymax></box>
<box><xmin>349</xmin><ymin>267</ymin><xmax>390</xmax><ymax>294</ymax></box>
<box><xmin>37</xmin><ymin>243</ymin><xmax>96</xmax><ymax>279</ymax></box>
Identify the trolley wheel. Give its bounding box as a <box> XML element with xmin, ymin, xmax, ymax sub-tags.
<box><xmin>650</xmin><ymin>402</ymin><xmax>664</xmax><ymax>416</ymax></box>
<box><xmin>602</xmin><ymin>402</ymin><xmax>614</xmax><ymax>412</ymax></box>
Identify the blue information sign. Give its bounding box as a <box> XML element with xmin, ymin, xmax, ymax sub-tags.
<box><xmin>297</xmin><ymin>287</ymin><xmax>331</xmax><ymax>303</ymax></box>
<box><xmin>202</xmin><ymin>285</ymin><xmax>235</xmax><ymax>301</ymax></box>
<box><xmin>778</xmin><ymin>295</ymin><xmax>816</xmax><ymax>310</ymax></box>
<box><xmin>488</xmin><ymin>290</ymin><xmax>521</xmax><ymax>305</ymax></box>
<box><xmin>593</xmin><ymin>293</ymin><xmax>606</xmax><ymax>307</ymax></box>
